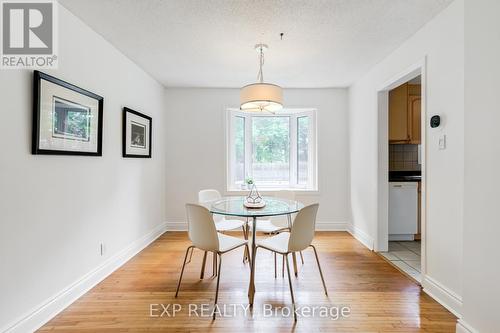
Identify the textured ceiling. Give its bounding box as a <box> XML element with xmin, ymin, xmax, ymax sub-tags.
<box><xmin>59</xmin><ymin>0</ymin><xmax>453</xmax><ymax>88</ymax></box>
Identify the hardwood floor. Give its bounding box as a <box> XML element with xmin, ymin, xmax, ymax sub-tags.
<box><xmin>39</xmin><ymin>231</ymin><xmax>456</xmax><ymax>332</ymax></box>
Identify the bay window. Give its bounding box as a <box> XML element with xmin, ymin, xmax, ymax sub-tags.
<box><xmin>227</xmin><ymin>109</ymin><xmax>317</xmax><ymax>190</ymax></box>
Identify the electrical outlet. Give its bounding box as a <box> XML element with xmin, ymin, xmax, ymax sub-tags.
<box><xmin>100</xmin><ymin>243</ymin><xmax>106</xmax><ymax>256</ymax></box>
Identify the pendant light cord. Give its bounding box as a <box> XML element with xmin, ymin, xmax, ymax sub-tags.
<box><xmin>257</xmin><ymin>45</ymin><xmax>264</xmax><ymax>83</ymax></box>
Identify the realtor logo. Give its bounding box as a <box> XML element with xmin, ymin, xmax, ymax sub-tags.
<box><xmin>1</xmin><ymin>0</ymin><xmax>58</xmax><ymax>68</ymax></box>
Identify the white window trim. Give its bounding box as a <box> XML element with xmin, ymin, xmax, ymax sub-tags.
<box><xmin>225</xmin><ymin>108</ymin><xmax>318</xmax><ymax>192</ymax></box>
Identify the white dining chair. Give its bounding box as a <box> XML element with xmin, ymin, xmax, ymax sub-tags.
<box><xmin>254</xmin><ymin>203</ymin><xmax>327</xmax><ymax>322</ymax></box>
<box><xmin>175</xmin><ymin>204</ymin><xmax>248</xmax><ymax>320</ymax></box>
<box><xmin>252</xmin><ymin>190</ymin><xmax>294</xmax><ymax>233</ymax></box>
<box><xmin>198</xmin><ymin>189</ymin><xmax>250</xmax><ymax>277</ymax></box>
<box><xmin>252</xmin><ymin>190</ymin><xmax>304</xmax><ymax>277</ymax></box>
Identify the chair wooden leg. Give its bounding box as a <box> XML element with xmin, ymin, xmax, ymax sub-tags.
<box><xmin>292</xmin><ymin>252</ymin><xmax>298</xmax><ymax>277</ymax></box>
<box><xmin>284</xmin><ymin>253</ymin><xmax>297</xmax><ymax>322</ymax></box>
<box><xmin>176</xmin><ymin>246</ymin><xmax>194</xmax><ymax>297</ymax></box>
<box><xmin>282</xmin><ymin>253</ymin><xmax>285</xmax><ymax>277</ymax></box>
<box><xmin>186</xmin><ymin>247</ymin><xmax>194</xmax><ymax>264</ymax></box>
<box><xmin>299</xmin><ymin>251</ymin><xmax>304</xmax><ymax>264</ymax></box>
<box><xmin>212</xmin><ymin>252</ymin><xmax>217</xmax><ymax>277</ymax></box>
<box><xmin>274</xmin><ymin>252</ymin><xmax>277</xmax><ymax>278</ymax></box>
<box><xmin>200</xmin><ymin>251</ymin><xmax>208</xmax><ymax>279</ymax></box>
<box><xmin>213</xmin><ymin>253</ymin><xmax>223</xmax><ymax>320</ymax></box>
<box><xmin>247</xmin><ymin>224</ymin><xmax>253</xmax><ymax>267</ymax></box>
<box><xmin>310</xmin><ymin>245</ymin><xmax>328</xmax><ymax>295</ymax></box>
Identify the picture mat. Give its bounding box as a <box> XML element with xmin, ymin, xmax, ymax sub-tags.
<box><xmin>38</xmin><ymin>79</ymin><xmax>99</xmax><ymax>152</ymax></box>
<box><xmin>125</xmin><ymin>112</ymin><xmax>150</xmax><ymax>155</ymax></box>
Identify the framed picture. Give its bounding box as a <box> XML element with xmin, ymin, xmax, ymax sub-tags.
<box><xmin>123</xmin><ymin>107</ymin><xmax>152</xmax><ymax>158</ymax></box>
<box><xmin>32</xmin><ymin>71</ymin><xmax>104</xmax><ymax>156</ymax></box>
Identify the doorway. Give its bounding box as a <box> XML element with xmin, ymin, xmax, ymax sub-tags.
<box><xmin>375</xmin><ymin>60</ymin><xmax>426</xmax><ymax>283</ymax></box>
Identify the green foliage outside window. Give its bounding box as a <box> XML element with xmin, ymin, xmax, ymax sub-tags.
<box><xmin>252</xmin><ymin>117</ymin><xmax>289</xmax><ymax>163</ymax></box>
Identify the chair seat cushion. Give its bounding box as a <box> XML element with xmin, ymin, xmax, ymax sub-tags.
<box><xmin>218</xmin><ymin>233</ymin><xmax>247</xmax><ymax>253</ymax></box>
<box><xmin>256</xmin><ymin>232</ymin><xmax>290</xmax><ymax>254</ymax></box>
<box><xmin>215</xmin><ymin>219</ymin><xmax>245</xmax><ymax>231</ymax></box>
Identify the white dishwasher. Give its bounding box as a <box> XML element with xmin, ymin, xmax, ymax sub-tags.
<box><xmin>389</xmin><ymin>182</ymin><xmax>418</xmax><ymax>241</ymax></box>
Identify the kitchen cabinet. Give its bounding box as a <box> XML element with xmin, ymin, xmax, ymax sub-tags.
<box><xmin>389</xmin><ymin>83</ymin><xmax>421</xmax><ymax>144</ymax></box>
<box><xmin>389</xmin><ymin>83</ymin><xmax>409</xmax><ymax>142</ymax></box>
<box><xmin>408</xmin><ymin>95</ymin><xmax>421</xmax><ymax>144</ymax></box>
<box><xmin>389</xmin><ymin>182</ymin><xmax>418</xmax><ymax>241</ymax></box>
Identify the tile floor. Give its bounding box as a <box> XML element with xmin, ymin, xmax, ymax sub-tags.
<box><xmin>380</xmin><ymin>241</ymin><xmax>421</xmax><ymax>282</ymax></box>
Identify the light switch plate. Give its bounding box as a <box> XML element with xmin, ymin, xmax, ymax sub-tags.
<box><xmin>439</xmin><ymin>134</ymin><xmax>446</xmax><ymax>150</ymax></box>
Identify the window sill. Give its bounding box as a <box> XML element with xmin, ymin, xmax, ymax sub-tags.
<box><xmin>225</xmin><ymin>188</ymin><xmax>320</xmax><ymax>196</ymax></box>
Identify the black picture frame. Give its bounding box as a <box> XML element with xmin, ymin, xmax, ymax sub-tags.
<box><xmin>122</xmin><ymin>107</ymin><xmax>152</xmax><ymax>158</ymax></box>
<box><xmin>32</xmin><ymin>70</ymin><xmax>104</xmax><ymax>156</ymax></box>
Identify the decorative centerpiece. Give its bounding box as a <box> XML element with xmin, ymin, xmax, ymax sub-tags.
<box><xmin>243</xmin><ymin>179</ymin><xmax>266</xmax><ymax>208</ymax></box>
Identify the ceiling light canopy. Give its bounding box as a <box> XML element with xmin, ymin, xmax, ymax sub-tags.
<box><xmin>240</xmin><ymin>44</ymin><xmax>283</xmax><ymax>113</ymax></box>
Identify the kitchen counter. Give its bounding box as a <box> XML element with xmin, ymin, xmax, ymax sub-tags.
<box><xmin>389</xmin><ymin>171</ymin><xmax>421</xmax><ymax>182</ymax></box>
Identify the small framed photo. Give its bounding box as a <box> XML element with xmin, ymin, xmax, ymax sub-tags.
<box><xmin>123</xmin><ymin>107</ymin><xmax>152</xmax><ymax>158</ymax></box>
<box><xmin>32</xmin><ymin>71</ymin><xmax>104</xmax><ymax>156</ymax></box>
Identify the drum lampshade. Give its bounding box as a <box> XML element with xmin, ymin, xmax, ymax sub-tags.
<box><xmin>240</xmin><ymin>83</ymin><xmax>283</xmax><ymax>112</ymax></box>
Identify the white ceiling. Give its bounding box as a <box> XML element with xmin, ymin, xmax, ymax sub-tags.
<box><xmin>59</xmin><ymin>0</ymin><xmax>453</xmax><ymax>88</ymax></box>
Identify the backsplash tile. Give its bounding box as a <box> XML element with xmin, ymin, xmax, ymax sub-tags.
<box><xmin>389</xmin><ymin>144</ymin><xmax>421</xmax><ymax>171</ymax></box>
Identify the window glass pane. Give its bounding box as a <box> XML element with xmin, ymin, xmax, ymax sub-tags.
<box><xmin>252</xmin><ymin>117</ymin><xmax>290</xmax><ymax>184</ymax></box>
<box><xmin>234</xmin><ymin>116</ymin><xmax>245</xmax><ymax>184</ymax></box>
<box><xmin>297</xmin><ymin>116</ymin><xmax>309</xmax><ymax>185</ymax></box>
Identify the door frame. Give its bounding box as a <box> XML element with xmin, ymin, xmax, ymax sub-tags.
<box><xmin>375</xmin><ymin>57</ymin><xmax>427</xmax><ymax>277</ymax></box>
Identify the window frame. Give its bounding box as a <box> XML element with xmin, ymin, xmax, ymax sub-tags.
<box><xmin>226</xmin><ymin>108</ymin><xmax>317</xmax><ymax>191</ymax></box>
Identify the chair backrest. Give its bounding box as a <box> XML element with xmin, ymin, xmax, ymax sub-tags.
<box><xmin>287</xmin><ymin>203</ymin><xmax>319</xmax><ymax>252</ymax></box>
<box><xmin>273</xmin><ymin>190</ymin><xmax>296</xmax><ymax>227</ymax></box>
<box><xmin>198</xmin><ymin>189</ymin><xmax>221</xmax><ymax>203</ymax></box>
<box><xmin>198</xmin><ymin>189</ymin><xmax>222</xmax><ymax>222</ymax></box>
<box><xmin>185</xmin><ymin>203</ymin><xmax>219</xmax><ymax>252</ymax></box>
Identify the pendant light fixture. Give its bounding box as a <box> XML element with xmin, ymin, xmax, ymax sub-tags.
<box><xmin>240</xmin><ymin>44</ymin><xmax>283</xmax><ymax>113</ymax></box>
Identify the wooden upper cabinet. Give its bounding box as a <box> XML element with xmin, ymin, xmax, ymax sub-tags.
<box><xmin>389</xmin><ymin>83</ymin><xmax>409</xmax><ymax>142</ymax></box>
<box><xmin>408</xmin><ymin>84</ymin><xmax>421</xmax><ymax>96</ymax></box>
<box><xmin>409</xmin><ymin>95</ymin><xmax>421</xmax><ymax>144</ymax></box>
<box><xmin>389</xmin><ymin>83</ymin><xmax>421</xmax><ymax>144</ymax></box>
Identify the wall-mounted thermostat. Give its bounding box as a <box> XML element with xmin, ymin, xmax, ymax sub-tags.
<box><xmin>430</xmin><ymin>115</ymin><xmax>441</xmax><ymax>128</ymax></box>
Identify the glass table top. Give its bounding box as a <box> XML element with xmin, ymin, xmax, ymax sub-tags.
<box><xmin>210</xmin><ymin>196</ymin><xmax>304</xmax><ymax>218</ymax></box>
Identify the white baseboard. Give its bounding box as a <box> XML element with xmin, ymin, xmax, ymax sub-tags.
<box><xmin>388</xmin><ymin>234</ymin><xmax>415</xmax><ymax>241</ymax></box>
<box><xmin>316</xmin><ymin>221</ymin><xmax>348</xmax><ymax>231</ymax></box>
<box><xmin>347</xmin><ymin>223</ymin><xmax>374</xmax><ymax>250</ymax></box>
<box><xmin>2</xmin><ymin>222</ymin><xmax>168</xmax><ymax>333</ymax></box>
<box><xmin>165</xmin><ymin>220</ymin><xmax>348</xmax><ymax>232</ymax></box>
<box><xmin>456</xmin><ymin>319</ymin><xmax>478</xmax><ymax>333</ymax></box>
<box><xmin>421</xmin><ymin>275</ymin><xmax>462</xmax><ymax>318</ymax></box>
<box><xmin>165</xmin><ymin>220</ymin><xmax>188</xmax><ymax>231</ymax></box>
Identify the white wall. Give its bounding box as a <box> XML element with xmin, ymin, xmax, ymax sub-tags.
<box><xmin>348</xmin><ymin>0</ymin><xmax>464</xmax><ymax>314</ymax></box>
<box><xmin>459</xmin><ymin>0</ymin><xmax>500</xmax><ymax>332</ymax></box>
<box><xmin>164</xmin><ymin>88</ymin><xmax>349</xmax><ymax>228</ymax></box>
<box><xmin>0</xmin><ymin>4</ymin><xmax>166</xmax><ymax>331</ymax></box>
<box><xmin>8</xmin><ymin>1</ymin><xmax>498</xmax><ymax>331</ymax></box>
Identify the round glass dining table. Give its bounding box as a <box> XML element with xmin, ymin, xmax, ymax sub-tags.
<box><xmin>210</xmin><ymin>196</ymin><xmax>304</xmax><ymax>306</ymax></box>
